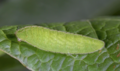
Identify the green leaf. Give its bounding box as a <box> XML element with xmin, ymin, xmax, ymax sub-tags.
<box><xmin>0</xmin><ymin>18</ymin><xmax>120</xmax><ymax>71</ymax></box>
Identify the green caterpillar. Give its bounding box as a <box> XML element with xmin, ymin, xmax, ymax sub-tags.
<box><xmin>15</xmin><ymin>26</ymin><xmax>104</xmax><ymax>54</ymax></box>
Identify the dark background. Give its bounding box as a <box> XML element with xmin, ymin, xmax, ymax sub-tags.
<box><xmin>0</xmin><ymin>0</ymin><xmax>120</xmax><ymax>71</ymax></box>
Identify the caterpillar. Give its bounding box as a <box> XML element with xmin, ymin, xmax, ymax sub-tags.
<box><xmin>15</xmin><ymin>26</ymin><xmax>104</xmax><ymax>54</ymax></box>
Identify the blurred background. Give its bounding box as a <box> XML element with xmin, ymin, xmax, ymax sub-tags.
<box><xmin>0</xmin><ymin>0</ymin><xmax>120</xmax><ymax>71</ymax></box>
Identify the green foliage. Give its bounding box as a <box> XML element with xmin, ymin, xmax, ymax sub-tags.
<box><xmin>0</xmin><ymin>18</ymin><xmax>120</xmax><ymax>71</ymax></box>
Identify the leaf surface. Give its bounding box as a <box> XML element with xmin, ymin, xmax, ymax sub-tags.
<box><xmin>0</xmin><ymin>19</ymin><xmax>120</xmax><ymax>71</ymax></box>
